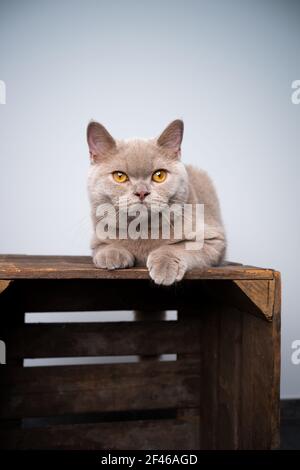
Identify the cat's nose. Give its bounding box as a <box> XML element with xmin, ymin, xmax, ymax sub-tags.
<box><xmin>134</xmin><ymin>190</ymin><xmax>150</xmax><ymax>201</ymax></box>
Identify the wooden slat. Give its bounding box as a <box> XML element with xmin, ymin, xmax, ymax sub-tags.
<box><xmin>0</xmin><ymin>359</ymin><xmax>201</xmax><ymax>419</ymax></box>
<box><xmin>0</xmin><ymin>412</ymin><xmax>200</xmax><ymax>450</ymax></box>
<box><xmin>3</xmin><ymin>320</ymin><xmax>201</xmax><ymax>360</ymax></box>
<box><xmin>270</xmin><ymin>272</ymin><xmax>281</xmax><ymax>449</ymax></box>
<box><xmin>198</xmin><ymin>306</ymin><xmax>219</xmax><ymax>449</ymax></box>
<box><xmin>178</xmin><ymin>305</ymin><xmax>219</xmax><ymax>449</ymax></box>
<box><xmin>216</xmin><ymin>307</ymin><xmax>242</xmax><ymax>449</ymax></box>
<box><xmin>0</xmin><ymin>254</ymin><xmax>274</xmax><ymax>280</ymax></box>
<box><xmin>239</xmin><ymin>272</ymin><xmax>281</xmax><ymax>449</ymax></box>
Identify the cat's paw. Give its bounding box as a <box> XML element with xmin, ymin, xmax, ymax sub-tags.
<box><xmin>147</xmin><ymin>249</ymin><xmax>188</xmax><ymax>286</ymax></box>
<box><xmin>93</xmin><ymin>247</ymin><xmax>134</xmax><ymax>270</ymax></box>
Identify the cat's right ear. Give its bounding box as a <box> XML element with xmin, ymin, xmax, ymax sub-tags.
<box><xmin>87</xmin><ymin>121</ymin><xmax>116</xmax><ymax>163</ymax></box>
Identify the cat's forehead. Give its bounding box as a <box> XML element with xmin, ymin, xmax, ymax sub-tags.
<box><xmin>115</xmin><ymin>139</ymin><xmax>166</xmax><ymax>176</ymax></box>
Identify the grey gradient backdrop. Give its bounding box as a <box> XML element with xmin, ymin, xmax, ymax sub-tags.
<box><xmin>0</xmin><ymin>0</ymin><xmax>299</xmax><ymax>397</ymax></box>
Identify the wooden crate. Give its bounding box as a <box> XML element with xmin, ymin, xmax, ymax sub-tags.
<box><xmin>0</xmin><ymin>255</ymin><xmax>281</xmax><ymax>450</ymax></box>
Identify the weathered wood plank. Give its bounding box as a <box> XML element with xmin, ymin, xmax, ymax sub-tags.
<box><xmin>216</xmin><ymin>307</ymin><xmax>242</xmax><ymax>449</ymax></box>
<box><xmin>0</xmin><ymin>412</ymin><xmax>200</xmax><ymax>450</ymax></box>
<box><xmin>197</xmin><ymin>307</ymin><xmax>219</xmax><ymax>449</ymax></box>
<box><xmin>238</xmin><ymin>272</ymin><xmax>281</xmax><ymax>449</ymax></box>
<box><xmin>178</xmin><ymin>305</ymin><xmax>219</xmax><ymax>449</ymax></box>
<box><xmin>0</xmin><ymin>359</ymin><xmax>201</xmax><ymax>419</ymax></box>
<box><xmin>0</xmin><ymin>255</ymin><xmax>274</xmax><ymax>280</ymax></box>
<box><xmin>270</xmin><ymin>272</ymin><xmax>281</xmax><ymax>449</ymax></box>
<box><xmin>3</xmin><ymin>320</ymin><xmax>201</xmax><ymax>360</ymax></box>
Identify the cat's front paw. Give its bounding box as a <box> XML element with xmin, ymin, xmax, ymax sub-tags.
<box><xmin>93</xmin><ymin>247</ymin><xmax>135</xmax><ymax>270</ymax></box>
<box><xmin>147</xmin><ymin>249</ymin><xmax>188</xmax><ymax>286</ymax></box>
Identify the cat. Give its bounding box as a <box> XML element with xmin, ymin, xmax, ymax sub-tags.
<box><xmin>87</xmin><ymin>119</ymin><xmax>226</xmax><ymax>285</ymax></box>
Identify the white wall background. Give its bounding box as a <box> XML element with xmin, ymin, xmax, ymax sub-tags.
<box><xmin>0</xmin><ymin>0</ymin><xmax>299</xmax><ymax>397</ymax></box>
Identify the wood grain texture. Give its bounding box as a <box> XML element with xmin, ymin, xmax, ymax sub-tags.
<box><xmin>177</xmin><ymin>274</ymin><xmax>281</xmax><ymax>450</ymax></box>
<box><xmin>0</xmin><ymin>412</ymin><xmax>200</xmax><ymax>450</ymax></box>
<box><xmin>0</xmin><ymin>359</ymin><xmax>201</xmax><ymax>419</ymax></box>
<box><xmin>216</xmin><ymin>307</ymin><xmax>243</xmax><ymax>449</ymax></box>
<box><xmin>0</xmin><ymin>254</ymin><xmax>275</xmax><ymax>280</ymax></box>
<box><xmin>3</xmin><ymin>320</ymin><xmax>201</xmax><ymax>360</ymax></box>
<box><xmin>270</xmin><ymin>271</ymin><xmax>281</xmax><ymax>449</ymax></box>
<box><xmin>238</xmin><ymin>272</ymin><xmax>281</xmax><ymax>449</ymax></box>
<box><xmin>0</xmin><ymin>280</ymin><xmax>11</xmax><ymax>295</ymax></box>
<box><xmin>0</xmin><ymin>256</ymin><xmax>281</xmax><ymax>450</ymax></box>
<box><xmin>178</xmin><ymin>306</ymin><xmax>219</xmax><ymax>449</ymax></box>
<box><xmin>234</xmin><ymin>279</ymin><xmax>275</xmax><ymax>320</ymax></box>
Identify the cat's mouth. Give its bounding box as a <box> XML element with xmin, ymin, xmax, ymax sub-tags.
<box><xmin>116</xmin><ymin>200</ymin><xmax>168</xmax><ymax>214</ymax></box>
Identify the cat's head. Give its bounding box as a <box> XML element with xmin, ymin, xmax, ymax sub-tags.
<box><xmin>87</xmin><ymin>120</ymin><xmax>189</xmax><ymax>213</ymax></box>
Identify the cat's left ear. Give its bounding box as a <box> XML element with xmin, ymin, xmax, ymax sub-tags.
<box><xmin>157</xmin><ymin>119</ymin><xmax>184</xmax><ymax>158</ymax></box>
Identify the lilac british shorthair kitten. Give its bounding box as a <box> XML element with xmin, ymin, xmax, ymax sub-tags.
<box><xmin>87</xmin><ymin>120</ymin><xmax>226</xmax><ymax>285</ymax></box>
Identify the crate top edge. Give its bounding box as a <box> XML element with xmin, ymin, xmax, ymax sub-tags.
<box><xmin>0</xmin><ymin>254</ymin><xmax>276</xmax><ymax>281</ymax></box>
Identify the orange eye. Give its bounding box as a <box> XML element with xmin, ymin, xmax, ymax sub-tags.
<box><xmin>112</xmin><ymin>171</ymin><xmax>128</xmax><ymax>183</ymax></box>
<box><xmin>152</xmin><ymin>169</ymin><xmax>167</xmax><ymax>183</ymax></box>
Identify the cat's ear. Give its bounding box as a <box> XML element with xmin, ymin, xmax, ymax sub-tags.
<box><xmin>87</xmin><ymin>121</ymin><xmax>116</xmax><ymax>163</ymax></box>
<box><xmin>157</xmin><ymin>119</ymin><xmax>184</xmax><ymax>158</ymax></box>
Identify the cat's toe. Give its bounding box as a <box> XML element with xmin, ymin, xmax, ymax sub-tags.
<box><xmin>147</xmin><ymin>252</ymin><xmax>187</xmax><ymax>286</ymax></box>
<box><xmin>93</xmin><ymin>248</ymin><xmax>134</xmax><ymax>270</ymax></box>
